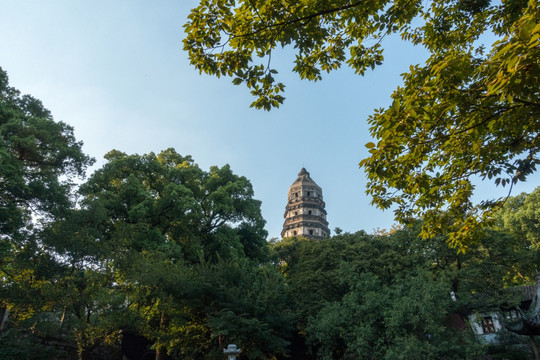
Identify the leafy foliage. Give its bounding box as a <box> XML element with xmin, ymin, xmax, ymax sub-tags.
<box><xmin>57</xmin><ymin>148</ymin><xmax>284</xmax><ymax>359</ymax></box>
<box><xmin>184</xmin><ymin>0</ymin><xmax>540</xmax><ymax>249</ymax></box>
<box><xmin>78</xmin><ymin>148</ymin><xmax>268</xmax><ymax>264</ymax></box>
<box><xmin>0</xmin><ymin>67</ymin><xmax>95</xmax><ymax>358</ymax></box>
<box><xmin>271</xmin><ymin>214</ymin><xmax>539</xmax><ymax>359</ymax></box>
<box><xmin>0</xmin><ymin>66</ymin><xmax>93</xmax><ymax>239</ymax></box>
<box><xmin>361</xmin><ymin>2</ymin><xmax>540</xmax><ymax>249</ymax></box>
<box><xmin>0</xmin><ymin>68</ymin><xmax>289</xmax><ymax>359</ymax></box>
<box><xmin>168</xmin><ymin>260</ymin><xmax>294</xmax><ymax>360</ymax></box>
<box><xmin>2</xmin><ymin>64</ymin><xmax>539</xmax><ymax>358</ymax></box>
<box><xmin>493</xmin><ymin>186</ymin><xmax>540</xmax><ymax>249</ymax></box>
<box><xmin>306</xmin><ymin>270</ymin><xmax>483</xmax><ymax>360</ymax></box>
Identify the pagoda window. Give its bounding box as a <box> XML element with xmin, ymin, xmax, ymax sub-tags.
<box><xmin>295</xmin><ymin>193</ymin><xmax>298</xmax><ymax>198</ymax></box>
<box><xmin>307</xmin><ymin>191</ymin><xmax>311</xmax><ymax>196</ymax></box>
<box><xmin>308</xmin><ymin>210</ymin><xmax>312</xmax><ymax>215</ymax></box>
<box><xmin>481</xmin><ymin>316</ymin><xmax>496</xmax><ymax>334</ymax></box>
<box><xmin>293</xmin><ymin>230</ymin><xmax>297</xmax><ymax>235</ymax></box>
<box><xmin>309</xmin><ymin>229</ymin><xmax>314</xmax><ymax>235</ymax></box>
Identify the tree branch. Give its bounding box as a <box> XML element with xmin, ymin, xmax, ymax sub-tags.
<box><xmin>234</xmin><ymin>1</ymin><xmax>364</xmax><ymax>38</ymax></box>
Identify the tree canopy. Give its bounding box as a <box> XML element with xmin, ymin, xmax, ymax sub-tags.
<box><xmin>269</xmin><ymin>229</ymin><xmax>515</xmax><ymax>359</ymax></box>
<box><xmin>50</xmin><ymin>148</ymin><xmax>278</xmax><ymax>359</ymax></box>
<box><xmin>0</xmin><ymin>80</ymin><xmax>537</xmax><ymax>360</ymax></box>
<box><xmin>493</xmin><ymin>186</ymin><xmax>540</xmax><ymax>249</ymax></box>
<box><xmin>184</xmin><ymin>0</ymin><xmax>540</xmax><ymax>249</ymax></box>
<box><xmin>269</xmin><ymin>202</ymin><xmax>540</xmax><ymax>359</ymax></box>
<box><xmin>78</xmin><ymin>148</ymin><xmax>269</xmax><ymax>264</ymax></box>
<box><xmin>0</xmin><ymin>67</ymin><xmax>93</xmax><ymax>241</ymax></box>
<box><xmin>0</xmin><ymin>66</ymin><xmax>95</xmax><ymax>359</ymax></box>
<box><xmin>0</xmin><ymin>67</ymin><xmax>291</xmax><ymax>359</ymax></box>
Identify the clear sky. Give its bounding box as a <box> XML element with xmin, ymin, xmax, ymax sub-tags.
<box><xmin>1</xmin><ymin>1</ymin><xmax>537</xmax><ymax>239</ymax></box>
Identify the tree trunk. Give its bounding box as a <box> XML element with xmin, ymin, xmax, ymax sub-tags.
<box><xmin>155</xmin><ymin>311</ymin><xmax>166</xmax><ymax>360</ymax></box>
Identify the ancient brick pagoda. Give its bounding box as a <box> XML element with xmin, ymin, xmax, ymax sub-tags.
<box><xmin>281</xmin><ymin>168</ymin><xmax>330</xmax><ymax>239</ymax></box>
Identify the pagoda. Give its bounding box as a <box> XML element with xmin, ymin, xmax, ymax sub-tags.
<box><xmin>281</xmin><ymin>168</ymin><xmax>330</xmax><ymax>239</ymax></box>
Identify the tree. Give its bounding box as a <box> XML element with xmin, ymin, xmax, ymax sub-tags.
<box><xmin>78</xmin><ymin>148</ymin><xmax>268</xmax><ymax>265</ymax></box>
<box><xmin>2</xmin><ymin>141</ymin><xmax>285</xmax><ymax>360</ymax></box>
<box><xmin>184</xmin><ymin>0</ymin><xmax>540</xmax><ymax>249</ymax></box>
<box><xmin>270</xmin><ymin>221</ymin><xmax>539</xmax><ymax>359</ymax></box>
<box><xmin>493</xmin><ymin>186</ymin><xmax>540</xmax><ymax>249</ymax></box>
<box><xmin>306</xmin><ymin>269</ymin><xmax>483</xmax><ymax>360</ymax></box>
<box><xmin>73</xmin><ymin>149</ymin><xmax>283</xmax><ymax>359</ymax></box>
<box><xmin>271</xmin><ymin>231</ymin><xmax>486</xmax><ymax>359</ymax></box>
<box><xmin>170</xmin><ymin>259</ymin><xmax>294</xmax><ymax>360</ymax></box>
<box><xmin>0</xmin><ymin>66</ymin><xmax>94</xmax><ymax>359</ymax></box>
<box><xmin>0</xmin><ymin>66</ymin><xmax>93</xmax><ymax>240</ymax></box>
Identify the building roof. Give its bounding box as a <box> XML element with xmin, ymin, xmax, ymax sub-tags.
<box><xmin>292</xmin><ymin>168</ymin><xmax>320</xmax><ymax>187</ymax></box>
<box><xmin>505</xmin><ymin>273</ymin><xmax>540</xmax><ymax>336</ymax></box>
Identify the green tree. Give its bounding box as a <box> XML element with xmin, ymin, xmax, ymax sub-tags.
<box><xmin>73</xmin><ymin>149</ymin><xmax>286</xmax><ymax>359</ymax></box>
<box><xmin>493</xmin><ymin>186</ymin><xmax>540</xmax><ymax>249</ymax></box>
<box><xmin>0</xmin><ymin>67</ymin><xmax>94</xmax><ymax>359</ymax></box>
<box><xmin>271</xmin><ymin>222</ymin><xmax>539</xmax><ymax>359</ymax></box>
<box><xmin>271</xmin><ymin>232</ymin><xmax>482</xmax><ymax>359</ymax></box>
<box><xmin>306</xmin><ymin>269</ymin><xmax>483</xmax><ymax>360</ymax></box>
<box><xmin>0</xmin><ymin>67</ymin><xmax>93</xmax><ymax>240</ymax></box>
<box><xmin>44</xmin><ymin>211</ymin><xmax>157</xmax><ymax>359</ymax></box>
<box><xmin>184</xmin><ymin>0</ymin><xmax>540</xmax><ymax>249</ymax></box>
<box><xmin>168</xmin><ymin>260</ymin><xmax>294</xmax><ymax>360</ymax></box>
<box><xmin>78</xmin><ymin>148</ymin><xmax>268</xmax><ymax>265</ymax></box>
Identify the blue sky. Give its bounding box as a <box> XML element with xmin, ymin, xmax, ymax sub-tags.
<box><xmin>1</xmin><ymin>1</ymin><xmax>537</xmax><ymax>239</ymax></box>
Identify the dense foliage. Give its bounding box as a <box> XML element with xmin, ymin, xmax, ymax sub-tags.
<box><xmin>1</xmin><ymin>67</ymin><xmax>538</xmax><ymax>359</ymax></box>
<box><xmin>0</xmin><ymin>66</ymin><xmax>95</xmax><ymax>358</ymax></box>
<box><xmin>0</xmin><ymin>65</ymin><xmax>93</xmax><ymax>244</ymax></box>
<box><xmin>270</xmin><ymin>218</ymin><xmax>539</xmax><ymax>360</ymax></box>
<box><xmin>0</xmin><ymin>69</ymin><xmax>290</xmax><ymax>359</ymax></box>
<box><xmin>184</xmin><ymin>0</ymin><xmax>540</xmax><ymax>249</ymax></box>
